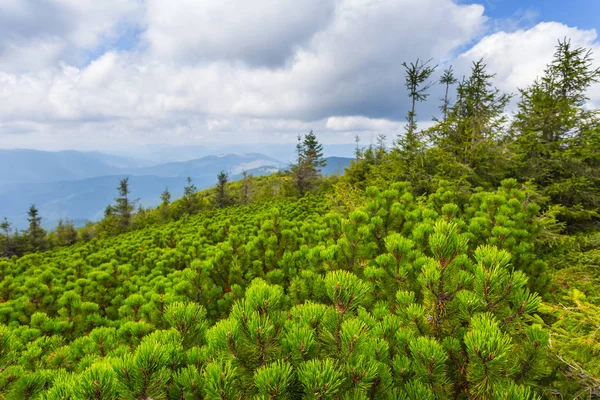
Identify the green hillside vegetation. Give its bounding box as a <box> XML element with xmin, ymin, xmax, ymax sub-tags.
<box><xmin>0</xmin><ymin>39</ymin><xmax>599</xmax><ymax>398</ymax></box>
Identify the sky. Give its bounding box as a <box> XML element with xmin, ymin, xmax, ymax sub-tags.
<box><xmin>0</xmin><ymin>0</ymin><xmax>599</xmax><ymax>153</ymax></box>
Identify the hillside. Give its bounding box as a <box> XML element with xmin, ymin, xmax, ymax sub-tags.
<box><xmin>0</xmin><ymin>151</ymin><xmax>285</xmax><ymax>229</ymax></box>
<box><xmin>125</xmin><ymin>153</ymin><xmax>284</xmax><ymax>178</ymax></box>
<box><xmin>0</xmin><ymin>175</ymin><xmax>189</xmax><ymax>229</ymax></box>
<box><xmin>321</xmin><ymin>156</ymin><xmax>352</xmax><ymax>175</ymax></box>
<box><xmin>1</xmin><ymin>173</ymin><xmax>598</xmax><ymax>398</ymax></box>
<box><xmin>0</xmin><ymin>154</ymin><xmax>348</xmax><ymax>229</ymax></box>
<box><xmin>0</xmin><ymin>149</ymin><xmax>153</xmax><ymax>185</ymax></box>
<box><xmin>0</xmin><ymin>38</ymin><xmax>599</xmax><ymax>400</ymax></box>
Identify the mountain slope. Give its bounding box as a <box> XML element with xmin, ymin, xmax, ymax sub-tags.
<box><xmin>322</xmin><ymin>156</ymin><xmax>352</xmax><ymax>175</ymax></box>
<box><xmin>0</xmin><ymin>175</ymin><xmax>189</xmax><ymax>229</ymax></box>
<box><xmin>0</xmin><ymin>180</ymin><xmax>557</xmax><ymax>398</ymax></box>
<box><xmin>0</xmin><ymin>150</ymin><xmax>345</xmax><ymax>229</ymax></box>
<box><xmin>0</xmin><ymin>149</ymin><xmax>283</xmax><ymax>186</ymax></box>
<box><xmin>129</xmin><ymin>153</ymin><xmax>283</xmax><ymax>178</ymax></box>
<box><xmin>0</xmin><ymin>149</ymin><xmax>152</xmax><ymax>185</ymax></box>
<box><xmin>0</xmin><ymin>152</ymin><xmax>285</xmax><ymax>229</ymax></box>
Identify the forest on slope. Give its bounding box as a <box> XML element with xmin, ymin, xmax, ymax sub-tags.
<box><xmin>0</xmin><ymin>39</ymin><xmax>599</xmax><ymax>399</ymax></box>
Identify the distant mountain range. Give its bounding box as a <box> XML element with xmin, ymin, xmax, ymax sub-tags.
<box><xmin>127</xmin><ymin>153</ymin><xmax>284</xmax><ymax>179</ymax></box>
<box><xmin>0</xmin><ymin>149</ymin><xmax>154</xmax><ymax>185</ymax></box>
<box><xmin>108</xmin><ymin>143</ymin><xmax>358</xmax><ymax>164</ymax></box>
<box><xmin>0</xmin><ymin>149</ymin><xmax>352</xmax><ymax>230</ymax></box>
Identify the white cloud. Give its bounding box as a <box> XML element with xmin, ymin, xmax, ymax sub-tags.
<box><xmin>144</xmin><ymin>0</ymin><xmax>337</xmax><ymax>66</ymax></box>
<box><xmin>457</xmin><ymin>22</ymin><xmax>600</xmax><ymax>102</ymax></box>
<box><xmin>207</xmin><ymin>119</ymin><xmax>232</xmax><ymax>131</ymax></box>
<box><xmin>326</xmin><ymin>116</ymin><xmax>400</xmax><ymax>131</ymax></box>
<box><xmin>1</xmin><ymin>0</ymin><xmax>599</xmax><ymax>152</ymax></box>
<box><xmin>0</xmin><ymin>0</ymin><xmax>142</xmax><ymax>72</ymax></box>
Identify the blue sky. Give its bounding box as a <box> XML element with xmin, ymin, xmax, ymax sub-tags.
<box><xmin>96</xmin><ymin>0</ymin><xmax>600</xmax><ymax>63</ymax></box>
<box><xmin>478</xmin><ymin>0</ymin><xmax>600</xmax><ymax>32</ymax></box>
<box><xmin>99</xmin><ymin>0</ymin><xmax>600</xmax><ymax>55</ymax></box>
<box><xmin>0</xmin><ymin>0</ymin><xmax>599</xmax><ymax>152</ymax></box>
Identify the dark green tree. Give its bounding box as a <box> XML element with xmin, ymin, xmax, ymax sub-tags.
<box><xmin>160</xmin><ymin>187</ymin><xmax>171</xmax><ymax>221</ymax></box>
<box><xmin>215</xmin><ymin>171</ymin><xmax>230</xmax><ymax>208</ymax></box>
<box><xmin>439</xmin><ymin>66</ymin><xmax>458</xmax><ymax>121</ymax></box>
<box><xmin>303</xmin><ymin>130</ymin><xmax>326</xmax><ymax>168</ymax></box>
<box><xmin>26</xmin><ymin>204</ymin><xmax>47</xmax><ymax>252</ymax></box>
<box><xmin>429</xmin><ymin>59</ymin><xmax>512</xmax><ymax>189</ymax></box>
<box><xmin>0</xmin><ymin>217</ymin><xmax>13</xmax><ymax>258</ymax></box>
<box><xmin>512</xmin><ymin>39</ymin><xmax>600</xmax><ymax>227</ymax></box>
<box><xmin>182</xmin><ymin>177</ymin><xmax>199</xmax><ymax>215</ymax></box>
<box><xmin>114</xmin><ymin>177</ymin><xmax>137</xmax><ymax>231</ymax></box>
<box><xmin>401</xmin><ymin>58</ymin><xmax>437</xmax><ymax>135</ymax></box>
<box><xmin>50</xmin><ymin>219</ymin><xmax>78</xmax><ymax>247</ymax></box>
<box><xmin>292</xmin><ymin>131</ymin><xmax>327</xmax><ymax>195</ymax></box>
<box><xmin>392</xmin><ymin>59</ymin><xmax>437</xmax><ymax>192</ymax></box>
<box><xmin>242</xmin><ymin>170</ymin><xmax>251</xmax><ymax>205</ymax></box>
<box><xmin>354</xmin><ymin>133</ymin><xmax>362</xmax><ymax>161</ymax></box>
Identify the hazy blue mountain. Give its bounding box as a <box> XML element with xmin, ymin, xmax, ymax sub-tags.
<box><xmin>0</xmin><ymin>149</ymin><xmax>349</xmax><ymax>230</ymax></box>
<box><xmin>0</xmin><ymin>175</ymin><xmax>188</xmax><ymax>230</ymax></box>
<box><xmin>230</xmin><ymin>156</ymin><xmax>352</xmax><ymax>178</ymax></box>
<box><xmin>322</xmin><ymin>157</ymin><xmax>353</xmax><ymax>175</ymax></box>
<box><xmin>231</xmin><ymin>166</ymin><xmax>284</xmax><ymax>180</ymax></box>
<box><xmin>0</xmin><ymin>150</ymin><xmax>285</xmax><ymax>229</ymax></box>
<box><xmin>129</xmin><ymin>153</ymin><xmax>283</xmax><ymax>178</ymax></box>
<box><xmin>0</xmin><ymin>149</ymin><xmax>283</xmax><ymax>184</ymax></box>
<box><xmin>111</xmin><ymin>143</ymin><xmax>357</xmax><ymax>163</ymax></box>
<box><xmin>0</xmin><ymin>149</ymin><xmax>154</xmax><ymax>185</ymax></box>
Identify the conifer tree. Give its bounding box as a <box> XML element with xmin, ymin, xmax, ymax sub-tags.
<box><xmin>182</xmin><ymin>176</ymin><xmax>199</xmax><ymax>215</ymax></box>
<box><xmin>1</xmin><ymin>34</ymin><xmax>599</xmax><ymax>400</ymax></box>
<box><xmin>0</xmin><ymin>218</ymin><xmax>12</xmax><ymax>258</ymax></box>
<box><xmin>160</xmin><ymin>187</ymin><xmax>171</xmax><ymax>221</ymax></box>
<box><xmin>26</xmin><ymin>204</ymin><xmax>47</xmax><ymax>252</ymax></box>
<box><xmin>394</xmin><ymin>59</ymin><xmax>436</xmax><ymax>192</ymax></box>
<box><xmin>354</xmin><ymin>133</ymin><xmax>363</xmax><ymax>161</ymax></box>
<box><xmin>242</xmin><ymin>170</ymin><xmax>251</xmax><ymax>205</ymax></box>
<box><xmin>401</xmin><ymin>58</ymin><xmax>437</xmax><ymax>135</ymax></box>
<box><xmin>51</xmin><ymin>219</ymin><xmax>78</xmax><ymax>247</ymax></box>
<box><xmin>215</xmin><ymin>171</ymin><xmax>230</xmax><ymax>208</ymax></box>
<box><xmin>439</xmin><ymin>66</ymin><xmax>458</xmax><ymax>121</ymax></box>
<box><xmin>292</xmin><ymin>131</ymin><xmax>326</xmax><ymax>195</ymax></box>
<box><xmin>429</xmin><ymin>60</ymin><xmax>511</xmax><ymax>188</ymax></box>
<box><xmin>303</xmin><ymin>130</ymin><xmax>326</xmax><ymax>171</ymax></box>
<box><xmin>512</xmin><ymin>39</ymin><xmax>600</xmax><ymax>227</ymax></box>
<box><xmin>375</xmin><ymin>133</ymin><xmax>387</xmax><ymax>162</ymax></box>
<box><xmin>114</xmin><ymin>177</ymin><xmax>137</xmax><ymax>231</ymax></box>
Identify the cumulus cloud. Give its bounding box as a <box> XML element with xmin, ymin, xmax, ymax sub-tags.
<box><xmin>0</xmin><ymin>0</ymin><xmax>598</xmax><ymax>152</ymax></box>
<box><xmin>456</xmin><ymin>22</ymin><xmax>600</xmax><ymax>102</ymax></box>
<box><xmin>144</xmin><ymin>0</ymin><xmax>337</xmax><ymax>66</ymax></box>
<box><xmin>0</xmin><ymin>0</ymin><xmax>142</xmax><ymax>72</ymax></box>
<box><xmin>326</xmin><ymin>116</ymin><xmax>400</xmax><ymax>132</ymax></box>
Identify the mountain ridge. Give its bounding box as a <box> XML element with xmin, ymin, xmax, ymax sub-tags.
<box><xmin>0</xmin><ymin>149</ymin><xmax>351</xmax><ymax>230</ymax></box>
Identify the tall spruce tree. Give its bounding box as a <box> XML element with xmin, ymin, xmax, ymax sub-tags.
<box><xmin>303</xmin><ymin>130</ymin><xmax>326</xmax><ymax>170</ymax></box>
<box><xmin>292</xmin><ymin>131</ymin><xmax>326</xmax><ymax>195</ymax></box>
<box><xmin>401</xmin><ymin>58</ymin><xmax>437</xmax><ymax>135</ymax></box>
<box><xmin>394</xmin><ymin>58</ymin><xmax>437</xmax><ymax>192</ymax></box>
<box><xmin>353</xmin><ymin>134</ymin><xmax>363</xmax><ymax>161</ymax></box>
<box><xmin>0</xmin><ymin>217</ymin><xmax>12</xmax><ymax>258</ymax></box>
<box><xmin>429</xmin><ymin>59</ymin><xmax>512</xmax><ymax>189</ymax></box>
<box><xmin>512</xmin><ymin>39</ymin><xmax>600</xmax><ymax>227</ymax></box>
<box><xmin>182</xmin><ymin>177</ymin><xmax>199</xmax><ymax>216</ymax></box>
<box><xmin>51</xmin><ymin>219</ymin><xmax>78</xmax><ymax>247</ymax></box>
<box><xmin>215</xmin><ymin>171</ymin><xmax>230</xmax><ymax>208</ymax></box>
<box><xmin>26</xmin><ymin>204</ymin><xmax>47</xmax><ymax>252</ymax></box>
<box><xmin>439</xmin><ymin>66</ymin><xmax>458</xmax><ymax>121</ymax></box>
<box><xmin>114</xmin><ymin>177</ymin><xmax>137</xmax><ymax>231</ymax></box>
<box><xmin>160</xmin><ymin>187</ymin><xmax>171</xmax><ymax>221</ymax></box>
<box><xmin>242</xmin><ymin>170</ymin><xmax>251</xmax><ymax>205</ymax></box>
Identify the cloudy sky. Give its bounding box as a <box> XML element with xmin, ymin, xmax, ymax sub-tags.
<box><xmin>1</xmin><ymin>0</ymin><xmax>599</xmax><ymax>152</ymax></box>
